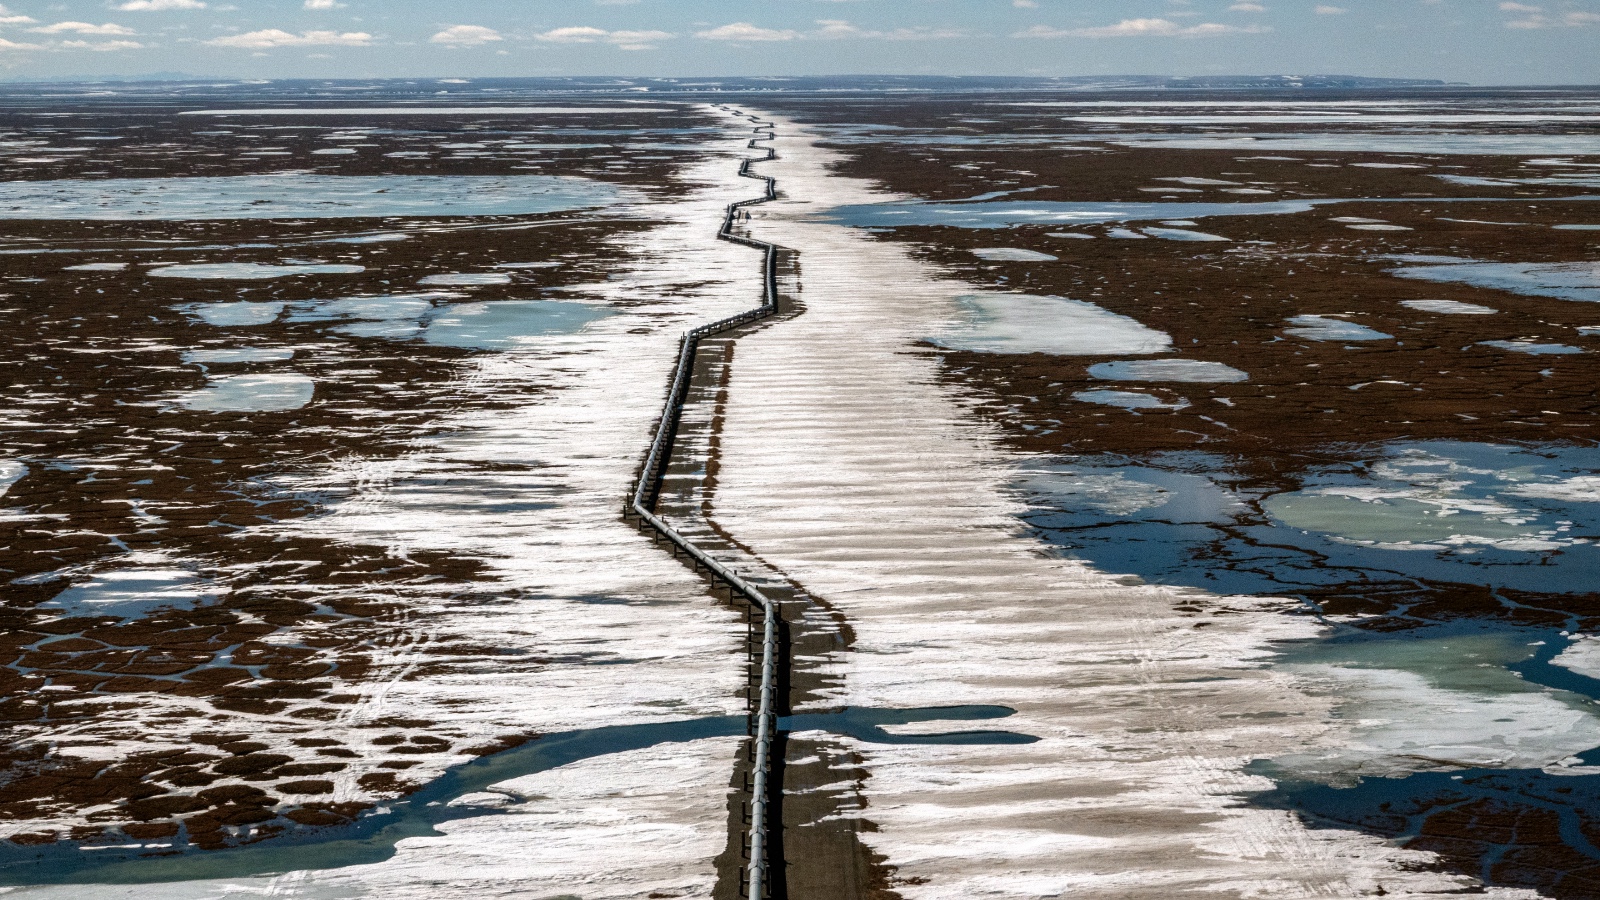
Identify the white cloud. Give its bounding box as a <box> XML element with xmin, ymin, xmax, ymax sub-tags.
<box><xmin>31</xmin><ymin>21</ymin><xmax>136</xmax><ymax>35</ymax></box>
<box><xmin>0</xmin><ymin>15</ymin><xmax>36</xmax><ymax>25</ymax></box>
<box><xmin>606</xmin><ymin>29</ymin><xmax>672</xmax><ymax>49</ymax></box>
<box><xmin>1013</xmin><ymin>0</ymin><xmax>1039</xmax><ymax>7</ymax></box>
<box><xmin>0</xmin><ymin>36</ymin><xmax>41</xmax><ymax>50</ymax></box>
<box><xmin>695</xmin><ymin>22</ymin><xmax>800</xmax><ymax>41</ymax></box>
<box><xmin>115</xmin><ymin>0</ymin><xmax>205</xmax><ymax>9</ymax></box>
<box><xmin>59</xmin><ymin>39</ymin><xmax>143</xmax><ymax>50</ymax></box>
<box><xmin>1016</xmin><ymin>18</ymin><xmax>1268</xmax><ymax>38</ymax></box>
<box><xmin>537</xmin><ymin>25</ymin><xmax>607</xmax><ymax>42</ymax></box>
<box><xmin>1314</xmin><ymin>5</ymin><xmax>1347</xmax><ymax>14</ymax></box>
<box><xmin>814</xmin><ymin>19</ymin><xmax>965</xmax><ymax>40</ymax></box>
<box><xmin>1229</xmin><ymin>2</ymin><xmax>1267</xmax><ymax>10</ymax></box>
<box><xmin>206</xmin><ymin>28</ymin><xmax>372</xmax><ymax>48</ymax></box>
<box><xmin>1500</xmin><ymin>3</ymin><xmax>1600</xmax><ymax>27</ymax></box>
<box><xmin>303</xmin><ymin>0</ymin><xmax>346</xmax><ymax>9</ymax></box>
<box><xmin>536</xmin><ymin>26</ymin><xmax>673</xmax><ymax>49</ymax></box>
<box><xmin>429</xmin><ymin>24</ymin><xmax>502</xmax><ymax>47</ymax></box>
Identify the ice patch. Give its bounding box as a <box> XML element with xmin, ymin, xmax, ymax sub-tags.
<box><xmin>151</xmin><ymin>263</ymin><xmax>365</xmax><ymax>280</ymax></box>
<box><xmin>422</xmin><ymin>301</ymin><xmax>613</xmax><ymax>350</ymax></box>
<box><xmin>417</xmin><ymin>273</ymin><xmax>514</xmax><ymax>286</ymax></box>
<box><xmin>0</xmin><ymin>460</ymin><xmax>24</xmax><ymax>497</ymax></box>
<box><xmin>1505</xmin><ymin>476</ymin><xmax>1600</xmax><ymax>504</ymax></box>
<box><xmin>1072</xmin><ymin>390</ymin><xmax>1190</xmax><ymax>411</ymax></box>
<box><xmin>281</xmin><ymin>293</ymin><xmax>608</xmax><ymax>347</ymax></box>
<box><xmin>1013</xmin><ymin>465</ymin><xmax>1171</xmax><ymax>516</ymax></box>
<box><xmin>931</xmin><ymin>293</ymin><xmax>1172</xmax><ymax>356</ymax></box>
<box><xmin>1478</xmin><ymin>340</ymin><xmax>1584</xmax><ymax>355</ymax></box>
<box><xmin>323</xmin><ymin>232</ymin><xmax>410</xmax><ymax>244</ymax></box>
<box><xmin>1285</xmin><ymin>315</ymin><xmax>1393</xmax><ymax>342</ymax></box>
<box><xmin>1142</xmin><ymin>227</ymin><xmax>1230</xmax><ymax>242</ymax></box>
<box><xmin>38</xmin><ymin>558</ymin><xmax>225</xmax><ymax>619</ymax></box>
<box><xmin>818</xmin><ymin>198</ymin><xmax>1319</xmax><ymax>229</ymax></box>
<box><xmin>1391</xmin><ymin>259</ymin><xmax>1600</xmax><ymax>303</ymax></box>
<box><xmin>178</xmin><ymin>373</ymin><xmax>315</xmax><ymax>412</ymax></box>
<box><xmin>1347</xmin><ymin>224</ymin><xmax>1413</xmax><ymax>232</ymax></box>
<box><xmin>1025</xmin><ymin>441</ymin><xmax>1600</xmax><ymax>599</ymax></box>
<box><xmin>1553</xmin><ymin>637</ymin><xmax>1600</xmax><ymax>681</ymax></box>
<box><xmin>1401</xmin><ymin>299</ymin><xmax>1497</xmax><ymax>315</ymax></box>
<box><xmin>179</xmin><ymin>301</ymin><xmax>285</xmax><ymax>326</ymax></box>
<box><xmin>1155</xmin><ymin>177</ymin><xmax>1241</xmax><ymax>186</ymax></box>
<box><xmin>63</xmin><ymin>262</ymin><xmax>127</xmax><ymax>272</ymax></box>
<box><xmin>182</xmin><ymin>347</ymin><xmax>296</xmax><ymax>364</ymax></box>
<box><xmin>1272</xmin><ymin>630</ymin><xmax>1600</xmax><ymax>780</ymax></box>
<box><xmin>183</xmin><ymin>106</ymin><xmax>668</xmax><ymax>116</ymax></box>
<box><xmin>285</xmin><ymin>294</ymin><xmax>441</xmax><ymax>339</ymax></box>
<box><xmin>0</xmin><ymin>175</ymin><xmax>624</xmax><ymax>221</ymax></box>
<box><xmin>1263</xmin><ymin>445</ymin><xmax>1596</xmax><ymax>555</ymax></box>
<box><xmin>1109</xmin><ymin>133</ymin><xmax>1600</xmax><ymax>156</ymax></box>
<box><xmin>1087</xmin><ymin>359</ymin><xmax>1249</xmax><ymax>383</ymax></box>
<box><xmin>971</xmin><ymin>248</ymin><xmax>1058</xmax><ymax>262</ymax></box>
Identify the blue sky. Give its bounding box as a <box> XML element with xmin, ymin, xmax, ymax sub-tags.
<box><xmin>0</xmin><ymin>1</ymin><xmax>1595</xmax><ymax>84</ymax></box>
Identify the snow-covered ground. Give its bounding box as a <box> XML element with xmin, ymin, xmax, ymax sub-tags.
<box><xmin>704</xmin><ymin>115</ymin><xmax>1540</xmax><ymax>899</ymax></box>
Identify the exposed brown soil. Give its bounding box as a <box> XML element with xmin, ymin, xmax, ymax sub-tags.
<box><xmin>0</xmin><ymin>106</ymin><xmax>702</xmax><ymax>191</ymax></box>
<box><xmin>801</xmin><ymin>114</ymin><xmax>1600</xmax><ymax>628</ymax></box>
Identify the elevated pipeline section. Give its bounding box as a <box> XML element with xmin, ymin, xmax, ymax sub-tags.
<box><xmin>625</xmin><ymin>110</ymin><xmax>783</xmax><ymax>900</ymax></box>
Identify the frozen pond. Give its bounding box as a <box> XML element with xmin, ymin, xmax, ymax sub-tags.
<box><xmin>1401</xmin><ymin>299</ymin><xmax>1498</xmax><ymax>315</ymax></box>
<box><xmin>0</xmin><ymin>175</ymin><xmax>624</xmax><ymax>221</ymax></box>
<box><xmin>1019</xmin><ymin>441</ymin><xmax>1600</xmax><ymax>600</ymax></box>
<box><xmin>819</xmin><ymin>198</ymin><xmax>1319</xmax><ymax>229</ymax></box>
<box><xmin>1284</xmin><ymin>314</ymin><xmax>1394</xmax><ymax>342</ymax></box>
<box><xmin>1391</xmin><ymin>259</ymin><xmax>1600</xmax><ymax>303</ymax></box>
<box><xmin>1109</xmin><ymin>133</ymin><xmax>1600</xmax><ymax>156</ymax></box>
<box><xmin>1072</xmin><ymin>389</ymin><xmax>1190</xmax><ymax>411</ymax></box>
<box><xmin>1253</xmin><ymin>618</ymin><xmax>1600</xmax><ymax>887</ymax></box>
<box><xmin>182</xmin><ymin>347</ymin><xmax>296</xmax><ymax>364</ymax></box>
<box><xmin>931</xmin><ymin>293</ymin><xmax>1171</xmax><ymax>355</ymax></box>
<box><xmin>418</xmin><ymin>273</ymin><xmax>515</xmax><ymax>286</ymax></box>
<box><xmin>180</xmin><ymin>301</ymin><xmax>285</xmax><ymax>326</ymax></box>
<box><xmin>1478</xmin><ymin>339</ymin><xmax>1584</xmax><ymax>355</ymax></box>
<box><xmin>971</xmin><ymin>247</ymin><xmax>1057</xmax><ymax>262</ymax></box>
<box><xmin>1087</xmin><ymin>359</ymin><xmax>1249</xmax><ymax>383</ymax></box>
<box><xmin>1142</xmin><ymin>226</ymin><xmax>1230</xmax><ymax>242</ymax></box>
<box><xmin>177</xmin><ymin>372</ymin><xmax>315</xmax><ymax>412</ymax></box>
<box><xmin>151</xmin><ymin>263</ymin><xmax>365</xmax><ymax>280</ymax></box>
<box><xmin>282</xmin><ymin>295</ymin><xmax>612</xmax><ymax>348</ymax></box>
<box><xmin>422</xmin><ymin>301</ymin><xmax>612</xmax><ymax>350</ymax></box>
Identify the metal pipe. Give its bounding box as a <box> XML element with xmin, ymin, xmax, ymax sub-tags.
<box><xmin>627</xmin><ymin>110</ymin><xmax>782</xmax><ymax>900</ymax></box>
